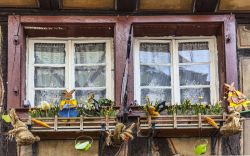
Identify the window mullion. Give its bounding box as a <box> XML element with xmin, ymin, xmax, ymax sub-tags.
<box><xmin>209</xmin><ymin>38</ymin><xmax>217</xmax><ymax>104</ymax></box>
<box><xmin>134</xmin><ymin>40</ymin><xmax>141</xmax><ymax>104</ymax></box>
<box><xmin>172</xmin><ymin>39</ymin><xmax>180</xmax><ymax>105</ymax></box>
<box><xmin>68</xmin><ymin>40</ymin><xmax>74</xmax><ymax>97</ymax></box>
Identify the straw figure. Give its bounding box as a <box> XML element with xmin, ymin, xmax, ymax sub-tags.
<box><xmin>220</xmin><ymin>111</ymin><xmax>241</xmax><ymax>136</ymax></box>
<box><xmin>8</xmin><ymin>109</ymin><xmax>40</xmax><ymax>146</ymax></box>
<box><xmin>105</xmin><ymin>123</ymin><xmax>135</xmax><ymax>146</ymax></box>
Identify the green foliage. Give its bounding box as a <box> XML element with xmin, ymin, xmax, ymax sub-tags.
<box><xmin>29</xmin><ymin>96</ymin><xmax>117</xmax><ymax>118</ymax></box>
<box><xmin>164</xmin><ymin>99</ymin><xmax>223</xmax><ymax>115</ymax></box>
<box><xmin>98</xmin><ymin>98</ymin><xmax>113</xmax><ymax>106</ymax></box>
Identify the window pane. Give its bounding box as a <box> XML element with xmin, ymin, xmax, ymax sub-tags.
<box><xmin>35</xmin><ymin>43</ymin><xmax>65</xmax><ymax>64</ymax></box>
<box><xmin>75</xmin><ymin>43</ymin><xmax>105</xmax><ymax>64</ymax></box>
<box><xmin>141</xmin><ymin>88</ymin><xmax>171</xmax><ymax>104</ymax></box>
<box><xmin>140</xmin><ymin>42</ymin><xmax>170</xmax><ymax>64</ymax></box>
<box><xmin>140</xmin><ymin>65</ymin><xmax>171</xmax><ymax>86</ymax></box>
<box><xmin>35</xmin><ymin>90</ymin><xmax>62</xmax><ymax>106</ymax></box>
<box><xmin>75</xmin><ymin>66</ymin><xmax>105</xmax><ymax>87</ymax></box>
<box><xmin>179</xmin><ymin>65</ymin><xmax>210</xmax><ymax>86</ymax></box>
<box><xmin>75</xmin><ymin>89</ymin><xmax>106</xmax><ymax>104</ymax></box>
<box><xmin>178</xmin><ymin>42</ymin><xmax>209</xmax><ymax>63</ymax></box>
<box><xmin>35</xmin><ymin>67</ymin><xmax>65</xmax><ymax>88</ymax></box>
<box><xmin>180</xmin><ymin>88</ymin><xmax>210</xmax><ymax>104</ymax></box>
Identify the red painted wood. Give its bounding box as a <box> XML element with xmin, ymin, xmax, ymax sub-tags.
<box><xmin>7</xmin><ymin>16</ymin><xmax>23</xmax><ymax>109</ymax></box>
<box><xmin>224</xmin><ymin>15</ymin><xmax>238</xmax><ymax>88</ymax></box>
<box><xmin>7</xmin><ymin>15</ymin><xmax>237</xmax><ymax>109</ymax></box>
<box><xmin>114</xmin><ymin>17</ymin><xmax>132</xmax><ymax>107</ymax></box>
<box><xmin>20</xmin><ymin>16</ymin><xmax>118</xmax><ymax>23</ymax></box>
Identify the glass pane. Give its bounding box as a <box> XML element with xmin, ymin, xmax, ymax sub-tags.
<box><xmin>141</xmin><ymin>88</ymin><xmax>171</xmax><ymax>104</ymax></box>
<box><xmin>180</xmin><ymin>88</ymin><xmax>210</xmax><ymax>104</ymax></box>
<box><xmin>179</xmin><ymin>65</ymin><xmax>210</xmax><ymax>86</ymax></box>
<box><xmin>140</xmin><ymin>42</ymin><xmax>170</xmax><ymax>64</ymax></box>
<box><xmin>35</xmin><ymin>90</ymin><xmax>63</xmax><ymax>106</ymax></box>
<box><xmin>75</xmin><ymin>43</ymin><xmax>105</xmax><ymax>64</ymax></box>
<box><xmin>140</xmin><ymin>65</ymin><xmax>171</xmax><ymax>86</ymax></box>
<box><xmin>34</xmin><ymin>43</ymin><xmax>65</xmax><ymax>64</ymax></box>
<box><xmin>35</xmin><ymin>67</ymin><xmax>65</xmax><ymax>88</ymax></box>
<box><xmin>75</xmin><ymin>66</ymin><xmax>105</xmax><ymax>87</ymax></box>
<box><xmin>178</xmin><ymin>42</ymin><xmax>209</xmax><ymax>63</ymax></box>
<box><xmin>75</xmin><ymin>90</ymin><xmax>106</xmax><ymax>104</ymax></box>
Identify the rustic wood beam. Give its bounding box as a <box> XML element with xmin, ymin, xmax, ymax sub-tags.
<box><xmin>8</xmin><ymin>15</ymin><xmax>237</xmax><ymax>109</ymax></box>
<box><xmin>117</xmin><ymin>0</ymin><xmax>137</xmax><ymax>12</ymax></box>
<box><xmin>194</xmin><ymin>0</ymin><xmax>218</xmax><ymax>13</ymax></box>
<box><xmin>38</xmin><ymin>0</ymin><xmax>51</xmax><ymax>10</ymax></box>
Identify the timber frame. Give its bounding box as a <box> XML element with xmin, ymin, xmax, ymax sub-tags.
<box><xmin>8</xmin><ymin>15</ymin><xmax>237</xmax><ymax>114</ymax></box>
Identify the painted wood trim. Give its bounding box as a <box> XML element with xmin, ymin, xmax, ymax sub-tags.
<box><xmin>114</xmin><ymin>17</ymin><xmax>132</xmax><ymax>108</ymax></box>
<box><xmin>7</xmin><ymin>15</ymin><xmax>237</xmax><ymax>109</ymax></box>
<box><xmin>19</xmin><ymin>15</ymin><xmax>230</xmax><ymax>24</ymax></box>
<box><xmin>224</xmin><ymin>15</ymin><xmax>238</xmax><ymax>88</ymax></box>
<box><xmin>8</xmin><ymin>15</ymin><xmax>23</xmax><ymax>109</ymax></box>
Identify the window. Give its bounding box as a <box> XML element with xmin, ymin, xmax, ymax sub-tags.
<box><xmin>134</xmin><ymin>38</ymin><xmax>218</xmax><ymax>105</ymax></box>
<box><xmin>27</xmin><ymin>38</ymin><xmax>114</xmax><ymax>106</ymax></box>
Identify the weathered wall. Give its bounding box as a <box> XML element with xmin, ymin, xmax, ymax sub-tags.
<box><xmin>19</xmin><ymin>140</ymin><xmax>99</xmax><ymax>156</ymax></box>
<box><xmin>0</xmin><ymin>21</ymin><xmax>17</xmax><ymax>156</ymax></box>
<box><xmin>20</xmin><ymin>137</ymin><xmax>217</xmax><ymax>156</ymax></box>
<box><xmin>238</xmin><ymin>24</ymin><xmax>250</xmax><ymax>155</ymax></box>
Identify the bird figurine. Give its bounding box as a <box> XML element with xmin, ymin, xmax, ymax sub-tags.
<box><xmin>144</xmin><ymin>96</ymin><xmax>167</xmax><ymax>117</ymax></box>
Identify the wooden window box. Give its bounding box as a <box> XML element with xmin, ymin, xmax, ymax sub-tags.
<box><xmin>22</xmin><ymin>115</ymin><xmax>116</xmax><ymax>133</ymax></box>
<box><xmin>137</xmin><ymin>114</ymin><xmax>227</xmax><ymax>137</ymax></box>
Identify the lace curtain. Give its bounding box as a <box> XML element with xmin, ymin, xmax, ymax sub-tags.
<box><xmin>35</xmin><ymin>43</ymin><xmax>65</xmax><ymax>64</ymax></box>
<box><xmin>139</xmin><ymin>42</ymin><xmax>171</xmax><ymax>104</ymax></box>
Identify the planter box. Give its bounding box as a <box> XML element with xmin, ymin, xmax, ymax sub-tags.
<box><xmin>24</xmin><ymin>115</ymin><xmax>117</xmax><ymax>133</ymax></box>
<box><xmin>137</xmin><ymin>113</ymin><xmax>226</xmax><ymax>137</ymax></box>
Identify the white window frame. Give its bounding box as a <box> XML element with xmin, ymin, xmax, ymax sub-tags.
<box><xmin>134</xmin><ymin>37</ymin><xmax>218</xmax><ymax>105</ymax></box>
<box><xmin>26</xmin><ymin>38</ymin><xmax>114</xmax><ymax>107</ymax></box>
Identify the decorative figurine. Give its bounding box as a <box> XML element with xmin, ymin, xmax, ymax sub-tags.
<box><xmin>58</xmin><ymin>89</ymin><xmax>78</xmax><ymax>117</ymax></box>
<box><xmin>144</xmin><ymin>96</ymin><xmax>167</xmax><ymax>117</ymax></box>
<box><xmin>220</xmin><ymin>111</ymin><xmax>241</xmax><ymax>136</ymax></box>
<box><xmin>224</xmin><ymin>82</ymin><xmax>250</xmax><ymax>112</ymax></box>
<box><xmin>7</xmin><ymin>109</ymin><xmax>40</xmax><ymax>146</ymax></box>
<box><xmin>105</xmin><ymin>122</ymin><xmax>135</xmax><ymax>146</ymax></box>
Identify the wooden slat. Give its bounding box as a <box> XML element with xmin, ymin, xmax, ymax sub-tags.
<box><xmin>54</xmin><ymin>115</ymin><xmax>58</xmax><ymax>131</ymax></box>
<box><xmin>117</xmin><ymin>0</ymin><xmax>137</xmax><ymax>12</ymax></box>
<box><xmin>38</xmin><ymin>0</ymin><xmax>51</xmax><ymax>10</ymax></box>
<box><xmin>61</xmin><ymin>0</ymin><xmax>114</xmax><ymax>10</ymax></box>
<box><xmin>138</xmin><ymin>0</ymin><xmax>193</xmax><ymax>12</ymax></box>
<box><xmin>194</xmin><ymin>0</ymin><xmax>218</xmax><ymax>12</ymax></box>
<box><xmin>0</xmin><ymin>0</ymin><xmax>38</xmax><ymax>8</ymax></box>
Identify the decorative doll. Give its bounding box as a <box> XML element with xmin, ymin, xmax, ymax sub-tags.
<box><xmin>58</xmin><ymin>89</ymin><xmax>78</xmax><ymax>117</ymax></box>
<box><xmin>224</xmin><ymin>82</ymin><xmax>250</xmax><ymax>112</ymax></box>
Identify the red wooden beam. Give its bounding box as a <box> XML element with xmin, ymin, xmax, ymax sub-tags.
<box><xmin>8</xmin><ymin>16</ymin><xmax>23</xmax><ymax>109</ymax></box>
<box><xmin>7</xmin><ymin>15</ymin><xmax>237</xmax><ymax>109</ymax></box>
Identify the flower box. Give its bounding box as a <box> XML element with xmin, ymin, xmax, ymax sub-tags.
<box><xmin>24</xmin><ymin>115</ymin><xmax>117</xmax><ymax>133</ymax></box>
<box><xmin>137</xmin><ymin>113</ymin><xmax>227</xmax><ymax>137</ymax></box>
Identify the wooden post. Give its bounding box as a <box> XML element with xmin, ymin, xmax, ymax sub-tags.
<box><xmin>28</xmin><ymin>115</ymin><xmax>32</xmax><ymax>125</ymax></box>
<box><xmin>105</xmin><ymin>115</ymin><xmax>109</xmax><ymax>131</ymax></box>
<box><xmin>80</xmin><ymin>115</ymin><xmax>83</xmax><ymax>131</ymax></box>
<box><xmin>198</xmin><ymin>113</ymin><xmax>202</xmax><ymax>128</ymax></box>
<box><xmin>54</xmin><ymin>115</ymin><xmax>58</xmax><ymax>131</ymax></box>
<box><xmin>173</xmin><ymin>113</ymin><xmax>177</xmax><ymax>129</ymax></box>
<box><xmin>148</xmin><ymin>115</ymin><xmax>152</xmax><ymax>129</ymax></box>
